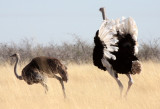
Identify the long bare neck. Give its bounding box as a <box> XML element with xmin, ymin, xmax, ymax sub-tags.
<box><xmin>100</xmin><ymin>7</ymin><xmax>107</xmax><ymax>20</ymax></box>
<box><xmin>14</xmin><ymin>56</ymin><xmax>23</xmax><ymax>80</ymax></box>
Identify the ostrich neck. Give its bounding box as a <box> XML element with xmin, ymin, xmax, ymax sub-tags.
<box><xmin>100</xmin><ymin>8</ymin><xmax>106</xmax><ymax>20</ymax></box>
<box><xmin>14</xmin><ymin>56</ymin><xmax>23</xmax><ymax>80</ymax></box>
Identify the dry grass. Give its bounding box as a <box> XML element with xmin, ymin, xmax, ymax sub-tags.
<box><xmin>0</xmin><ymin>61</ymin><xmax>160</xmax><ymax>109</ymax></box>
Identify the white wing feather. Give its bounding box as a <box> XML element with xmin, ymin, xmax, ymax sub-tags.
<box><xmin>98</xmin><ymin>17</ymin><xmax>138</xmax><ymax>60</ymax></box>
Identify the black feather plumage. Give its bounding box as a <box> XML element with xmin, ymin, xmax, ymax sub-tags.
<box><xmin>93</xmin><ymin>30</ymin><xmax>107</xmax><ymax>71</ymax></box>
<box><xmin>93</xmin><ymin>31</ymin><xmax>139</xmax><ymax>74</ymax></box>
<box><xmin>108</xmin><ymin>33</ymin><xmax>139</xmax><ymax>74</ymax></box>
<box><xmin>93</xmin><ymin>17</ymin><xmax>141</xmax><ymax>75</ymax></box>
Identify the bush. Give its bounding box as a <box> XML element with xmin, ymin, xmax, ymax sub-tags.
<box><xmin>1</xmin><ymin>36</ymin><xmax>160</xmax><ymax>65</ymax></box>
<box><xmin>0</xmin><ymin>37</ymin><xmax>93</xmax><ymax>65</ymax></box>
<box><xmin>138</xmin><ymin>39</ymin><xmax>160</xmax><ymax>61</ymax></box>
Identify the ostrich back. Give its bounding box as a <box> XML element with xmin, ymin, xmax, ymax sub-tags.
<box><xmin>22</xmin><ymin>57</ymin><xmax>65</xmax><ymax>77</ymax></box>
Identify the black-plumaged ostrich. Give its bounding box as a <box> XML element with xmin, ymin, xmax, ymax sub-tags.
<box><xmin>10</xmin><ymin>53</ymin><xmax>68</xmax><ymax>98</ymax></box>
<box><xmin>93</xmin><ymin>8</ymin><xmax>141</xmax><ymax>96</ymax></box>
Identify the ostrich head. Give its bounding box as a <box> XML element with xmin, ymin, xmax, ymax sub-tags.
<box><xmin>58</xmin><ymin>65</ymin><xmax>68</xmax><ymax>82</ymax></box>
<box><xmin>10</xmin><ymin>53</ymin><xmax>20</xmax><ymax>59</ymax></box>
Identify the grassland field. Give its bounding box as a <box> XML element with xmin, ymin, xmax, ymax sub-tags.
<box><xmin>0</xmin><ymin>61</ymin><xmax>160</xmax><ymax>109</ymax></box>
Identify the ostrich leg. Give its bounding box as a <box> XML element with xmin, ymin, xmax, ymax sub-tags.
<box><xmin>54</xmin><ymin>75</ymin><xmax>66</xmax><ymax>98</ymax></box>
<box><xmin>41</xmin><ymin>81</ymin><xmax>48</xmax><ymax>94</ymax></box>
<box><xmin>108</xmin><ymin>68</ymin><xmax>123</xmax><ymax>97</ymax></box>
<box><xmin>101</xmin><ymin>58</ymin><xmax>123</xmax><ymax>96</ymax></box>
<box><xmin>125</xmin><ymin>74</ymin><xmax>133</xmax><ymax>97</ymax></box>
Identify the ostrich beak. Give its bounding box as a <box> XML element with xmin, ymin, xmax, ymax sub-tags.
<box><xmin>10</xmin><ymin>54</ymin><xmax>16</xmax><ymax>57</ymax></box>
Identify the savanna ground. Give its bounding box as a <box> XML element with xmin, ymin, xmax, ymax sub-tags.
<box><xmin>0</xmin><ymin>61</ymin><xmax>160</xmax><ymax>109</ymax></box>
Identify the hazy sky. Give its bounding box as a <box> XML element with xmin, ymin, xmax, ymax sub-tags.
<box><xmin>0</xmin><ymin>0</ymin><xmax>160</xmax><ymax>45</ymax></box>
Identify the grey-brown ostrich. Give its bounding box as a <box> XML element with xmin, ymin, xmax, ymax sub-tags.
<box><xmin>93</xmin><ymin>8</ymin><xmax>141</xmax><ymax>97</ymax></box>
<box><xmin>10</xmin><ymin>53</ymin><xmax>68</xmax><ymax>98</ymax></box>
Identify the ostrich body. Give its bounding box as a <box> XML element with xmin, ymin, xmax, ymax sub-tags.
<box><xmin>11</xmin><ymin>53</ymin><xmax>68</xmax><ymax>98</ymax></box>
<box><xmin>93</xmin><ymin>8</ymin><xmax>141</xmax><ymax>96</ymax></box>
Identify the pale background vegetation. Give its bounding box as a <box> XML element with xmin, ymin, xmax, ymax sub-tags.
<box><xmin>0</xmin><ymin>61</ymin><xmax>160</xmax><ymax>109</ymax></box>
<box><xmin>1</xmin><ymin>37</ymin><xmax>160</xmax><ymax>65</ymax></box>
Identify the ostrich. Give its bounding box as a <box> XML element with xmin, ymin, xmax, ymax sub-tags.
<box><xmin>93</xmin><ymin>8</ymin><xmax>141</xmax><ymax>96</ymax></box>
<box><xmin>10</xmin><ymin>53</ymin><xmax>68</xmax><ymax>98</ymax></box>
